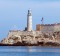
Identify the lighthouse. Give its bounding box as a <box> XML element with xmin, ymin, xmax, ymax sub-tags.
<box><xmin>27</xmin><ymin>9</ymin><xmax>32</xmax><ymax>31</ymax></box>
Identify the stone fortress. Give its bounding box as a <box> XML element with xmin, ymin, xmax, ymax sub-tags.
<box><xmin>1</xmin><ymin>9</ymin><xmax>60</xmax><ymax>46</ymax></box>
<box><xmin>36</xmin><ymin>23</ymin><xmax>60</xmax><ymax>34</ymax></box>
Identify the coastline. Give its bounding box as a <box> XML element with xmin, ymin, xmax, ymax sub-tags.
<box><xmin>0</xmin><ymin>41</ymin><xmax>60</xmax><ymax>47</ymax></box>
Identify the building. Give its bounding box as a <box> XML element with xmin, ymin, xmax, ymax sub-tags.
<box><xmin>36</xmin><ymin>24</ymin><xmax>41</xmax><ymax>31</ymax></box>
<box><xmin>36</xmin><ymin>23</ymin><xmax>60</xmax><ymax>33</ymax></box>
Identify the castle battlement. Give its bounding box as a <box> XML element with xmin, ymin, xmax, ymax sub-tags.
<box><xmin>39</xmin><ymin>23</ymin><xmax>60</xmax><ymax>26</ymax></box>
<box><xmin>36</xmin><ymin>23</ymin><xmax>60</xmax><ymax>33</ymax></box>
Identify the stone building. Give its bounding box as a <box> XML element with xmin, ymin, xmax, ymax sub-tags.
<box><xmin>36</xmin><ymin>23</ymin><xmax>60</xmax><ymax>34</ymax></box>
<box><xmin>36</xmin><ymin>24</ymin><xmax>41</xmax><ymax>31</ymax></box>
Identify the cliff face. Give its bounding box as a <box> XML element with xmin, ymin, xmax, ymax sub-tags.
<box><xmin>1</xmin><ymin>35</ymin><xmax>22</xmax><ymax>44</ymax></box>
<box><xmin>1</xmin><ymin>31</ymin><xmax>60</xmax><ymax>46</ymax></box>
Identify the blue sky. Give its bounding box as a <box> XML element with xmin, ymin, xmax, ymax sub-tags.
<box><xmin>0</xmin><ymin>0</ymin><xmax>60</xmax><ymax>40</ymax></box>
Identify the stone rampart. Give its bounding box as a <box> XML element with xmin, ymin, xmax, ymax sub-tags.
<box><xmin>7</xmin><ymin>30</ymin><xmax>42</xmax><ymax>38</ymax></box>
<box><xmin>40</xmin><ymin>23</ymin><xmax>60</xmax><ymax>33</ymax></box>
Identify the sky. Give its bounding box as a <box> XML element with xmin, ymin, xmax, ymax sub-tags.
<box><xmin>0</xmin><ymin>0</ymin><xmax>60</xmax><ymax>40</ymax></box>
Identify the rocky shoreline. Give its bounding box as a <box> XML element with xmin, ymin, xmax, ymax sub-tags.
<box><xmin>0</xmin><ymin>41</ymin><xmax>60</xmax><ymax>47</ymax></box>
<box><xmin>1</xmin><ymin>31</ymin><xmax>60</xmax><ymax>47</ymax></box>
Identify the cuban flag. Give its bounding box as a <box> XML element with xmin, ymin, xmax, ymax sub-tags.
<box><xmin>41</xmin><ymin>17</ymin><xmax>44</xmax><ymax>22</ymax></box>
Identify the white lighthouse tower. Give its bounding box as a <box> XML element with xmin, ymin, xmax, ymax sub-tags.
<box><xmin>27</xmin><ymin>9</ymin><xmax>32</xmax><ymax>31</ymax></box>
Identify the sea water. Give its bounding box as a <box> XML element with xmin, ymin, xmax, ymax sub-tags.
<box><xmin>0</xmin><ymin>46</ymin><xmax>60</xmax><ymax>56</ymax></box>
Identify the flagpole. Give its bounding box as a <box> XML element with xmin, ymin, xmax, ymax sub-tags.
<box><xmin>41</xmin><ymin>17</ymin><xmax>44</xmax><ymax>24</ymax></box>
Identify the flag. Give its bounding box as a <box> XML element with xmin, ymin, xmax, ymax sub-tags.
<box><xmin>41</xmin><ymin>17</ymin><xmax>43</xmax><ymax>21</ymax></box>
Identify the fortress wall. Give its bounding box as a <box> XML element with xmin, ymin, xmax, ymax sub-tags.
<box><xmin>41</xmin><ymin>25</ymin><xmax>54</xmax><ymax>33</ymax></box>
<box><xmin>7</xmin><ymin>30</ymin><xmax>42</xmax><ymax>38</ymax></box>
<box><xmin>40</xmin><ymin>24</ymin><xmax>60</xmax><ymax>33</ymax></box>
<box><xmin>54</xmin><ymin>24</ymin><xmax>60</xmax><ymax>32</ymax></box>
<box><xmin>7</xmin><ymin>24</ymin><xmax>60</xmax><ymax>38</ymax></box>
<box><xmin>7</xmin><ymin>30</ymin><xmax>37</xmax><ymax>38</ymax></box>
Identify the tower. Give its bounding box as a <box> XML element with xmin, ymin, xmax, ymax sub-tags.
<box><xmin>27</xmin><ymin>9</ymin><xmax>32</xmax><ymax>31</ymax></box>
